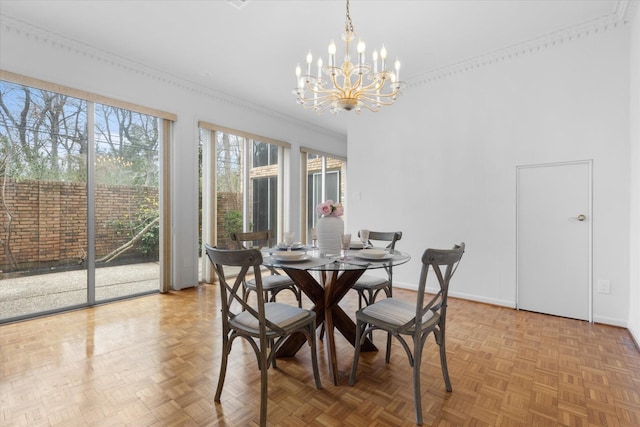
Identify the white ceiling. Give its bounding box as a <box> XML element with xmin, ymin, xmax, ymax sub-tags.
<box><xmin>0</xmin><ymin>0</ymin><xmax>627</xmax><ymax>135</ymax></box>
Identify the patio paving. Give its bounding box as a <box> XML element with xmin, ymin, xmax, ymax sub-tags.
<box><xmin>0</xmin><ymin>262</ymin><xmax>160</xmax><ymax>321</ymax></box>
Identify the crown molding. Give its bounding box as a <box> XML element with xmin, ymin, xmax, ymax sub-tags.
<box><xmin>0</xmin><ymin>13</ymin><xmax>343</xmax><ymax>140</ymax></box>
<box><xmin>409</xmin><ymin>0</ymin><xmax>634</xmax><ymax>88</ymax></box>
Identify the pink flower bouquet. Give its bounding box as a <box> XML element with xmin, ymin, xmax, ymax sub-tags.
<box><xmin>316</xmin><ymin>200</ymin><xmax>344</xmax><ymax>217</ymax></box>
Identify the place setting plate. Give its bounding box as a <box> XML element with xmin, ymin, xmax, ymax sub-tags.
<box><xmin>355</xmin><ymin>249</ymin><xmax>394</xmax><ymax>261</ymax></box>
<box><xmin>271</xmin><ymin>251</ymin><xmax>311</xmax><ymax>262</ymax></box>
<box><xmin>276</xmin><ymin>242</ymin><xmax>305</xmax><ymax>251</ymax></box>
<box><xmin>349</xmin><ymin>240</ymin><xmax>364</xmax><ymax>249</ymax></box>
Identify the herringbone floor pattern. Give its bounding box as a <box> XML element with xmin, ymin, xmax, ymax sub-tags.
<box><xmin>1</xmin><ymin>285</ymin><xmax>639</xmax><ymax>426</ymax></box>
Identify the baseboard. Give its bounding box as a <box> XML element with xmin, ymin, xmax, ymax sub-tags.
<box><xmin>394</xmin><ymin>283</ymin><xmax>632</xmax><ymax>329</ymax></box>
<box><xmin>592</xmin><ymin>315</ymin><xmax>629</xmax><ymax>328</ymax></box>
<box><xmin>394</xmin><ymin>282</ymin><xmax>515</xmax><ymax>308</ymax></box>
<box><xmin>628</xmin><ymin>323</ymin><xmax>640</xmax><ymax>350</ymax></box>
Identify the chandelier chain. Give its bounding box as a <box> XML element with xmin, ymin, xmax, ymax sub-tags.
<box><xmin>345</xmin><ymin>0</ymin><xmax>354</xmax><ymax>33</ymax></box>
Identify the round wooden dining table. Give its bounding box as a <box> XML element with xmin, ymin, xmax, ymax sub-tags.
<box><xmin>262</xmin><ymin>248</ymin><xmax>411</xmax><ymax>385</ymax></box>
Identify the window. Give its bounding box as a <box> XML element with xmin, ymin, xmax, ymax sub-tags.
<box><xmin>253</xmin><ymin>176</ymin><xmax>278</xmax><ymax>233</ymax></box>
<box><xmin>198</xmin><ymin>123</ymin><xmax>289</xmax><ymax>282</ymax></box>
<box><xmin>0</xmin><ymin>73</ymin><xmax>174</xmax><ymax>322</ymax></box>
<box><xmin>253</xmin><ymin>141</ymin><xmax>278</xmax><ymax>167</ymax></box>
<box><xmin>301</xmin><ymin>148</ymin><xmax>346</xmax><ymax>240</ymax></box>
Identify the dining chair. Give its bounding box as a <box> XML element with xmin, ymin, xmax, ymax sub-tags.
<box><xmin>348</xmin><ymin>243</ymin><xmax>465</xmax><ymax>426</ymax></box>
<box><xmin>349</xmin><ymin>231</ymin><xmax>402</xmax><ymax>353</ymax></box>
<box><xmin>231</xmin><ymin>230</ymin><xmax>302</xmax><ymax>307</ymax></box>
<box><xmin>353</xmin><ymin>231</ymin><xmax>402</xmax><ymax>308</ymax></box>
<box><xmin>205</xmin><ymin>245</ymin><xmax>322</xmax><ymax>427</ymax></box>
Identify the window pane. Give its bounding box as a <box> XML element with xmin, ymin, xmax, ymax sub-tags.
<box><xmin>305</xmin><ymin>153</ymin><xmax>345</xmax><ymax>233</ymax></box>
<box><xmin>252</xmin><ymin>176</ymin><xmax>277</xmax><ymax>236</ymax></box>
<box><xmin>94</xmin><ymin>105</ymin><xmax>160</xmax><ymax>301</ymax></box>
<box><xmin>216</xmin><ymin>132</ymin><xmax>244</xmax><ymax>248</ymax></box>
<box><xmin>0</xmin><ymin>81</ymin><xmax>88</xmax><ymax>320</ymax></box>
<box><xmin>249</xmin><ymin>141</ymin><xmax>279</xmax><ymax>236</ymax></box>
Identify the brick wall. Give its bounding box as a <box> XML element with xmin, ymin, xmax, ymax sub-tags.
<box><xmin>0</xmin><ymin>178</ymin><xmax>157</xmax><ymax>272</ymax></box>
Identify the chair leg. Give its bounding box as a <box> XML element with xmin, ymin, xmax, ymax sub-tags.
<box><xmin>385</xmin><ymin>331</ymin><xmax>392</xmax><ymax>363</ymax></box>
<box><xmin>438</xmin><ymin>331</ymin><xmax>452</xmax><ymax>392</ymax></box>
<box><xmin>259</xmin><ymin>351</ymin><xmax>268</xmax><ymax>427</ymax></box>
<box><xmin>348</xmin><ymin>319</ymin><xmax>365</xmax><ymax>386</ymax></box>
<box><xmin>365</xmin><ymin>289</ymin><xmax>375</xmax><ymax>341</ymax></box>
<box><xmin>309</xmin><ymin>322</ymin><xmax>323</xmax><ymax>389</ymax></box>
<box><xmin>413</xmin><ymin>336</ymin><xmax>424</xmax><ymax>426</ymax></box>
<box><xmin>270</xmin><ymin>338</ymin><xmax>277</xmax><ymax>368</ymax></box>
<box><xmin>214</xmin><ymin>336</ymin><xmax>230</xmax><ymax>402</ymax></box>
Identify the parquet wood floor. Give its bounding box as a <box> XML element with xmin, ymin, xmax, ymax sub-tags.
<box><xmin>1</xmin><ymin>285</ymin><xmax>639</xmax><ymax>426</ymax></box>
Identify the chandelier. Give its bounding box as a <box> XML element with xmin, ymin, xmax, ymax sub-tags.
<box><xmin>294</xmin><ymin>0</ymin><xmax>405</xmax><ymax>114</ymax></box>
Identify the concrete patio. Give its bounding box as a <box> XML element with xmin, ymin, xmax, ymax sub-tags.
<box><xmin>0</xmin><ymin>262</ymin><xmax>160</xmax><ymax>321</ymax></box>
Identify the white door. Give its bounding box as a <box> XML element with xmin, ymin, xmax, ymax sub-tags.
<box><xmin>516</xmin><ymin>161</ymin><xmax>592</xmax><ymax>321</ymax></box>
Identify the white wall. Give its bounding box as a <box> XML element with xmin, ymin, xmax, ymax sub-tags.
<box><xmin>628</xmin><ymin>5</ymin><xmax>640</xmax><ymax>343</ymax></box>
<box><xmin>0</xmin><ymin>19</ymin><xmax>347</xmax><ymax>290</ymax></box>
<box><xmin>347</xmin><ymin>24</ymin><xmax>631</xmax><ymax>326</ymax></box>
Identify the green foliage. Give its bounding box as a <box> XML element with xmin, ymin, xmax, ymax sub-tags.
<box><xmin>137</xmin><ymin>196</ymin><xmax>159</xmax><ymax>256</ymax></box>
<box><xmin>223</xmin><ymin>210</ymin><xmax>243</xmax><ymax>238</ymax></box>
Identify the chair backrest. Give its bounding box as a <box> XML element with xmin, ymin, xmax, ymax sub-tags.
<box><xmin>359</xmin><ymin>231</ymin><xmax>402</xmax><ymax>281</ymax></box>
<box><xmin>230</xmin><ymin>230</ymin><xmax>275</xmax><ymax>250</ymax></box>
<box><xmin>204</xmin><ymin>244</ymin><xmax>286</xmax><ymax>335</ymax></box>
<box><xmin>414</xmin><ymin>242</ymin><xmax>465</xmax><ymax>330</ymax></box>
<box><xmin>230</xmin><ymin>230</ymin><xmax>279</xmax><ymax>275</ymax></box>
<box><xmin>359</xmin><ymin>231</ymin><xmax>402</xmax><ymax>250</ymax></box>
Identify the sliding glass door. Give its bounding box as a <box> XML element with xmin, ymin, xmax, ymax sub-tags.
<box><xmin>93</xmin><ymin>104</ymin><xmax>160</xmax><ymax>302</ymax></box>
<box><xmin>0</xmin><ymin>80</ymin><xmax>160</xmax><ymax>322</ymax></box>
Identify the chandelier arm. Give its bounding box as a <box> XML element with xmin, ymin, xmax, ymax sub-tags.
<box><xmin>297</xmin><ymin>88</ymin><xmax>342</xmax><ymax>104</ymax></box>
<box><xmin>298</xmin><ymin>95</ymin><xmax>341</xmax><ymax>105</ymax></box>
<box><xmin>349</xmin><ymin>76</ymin><xmax>398</xmax><ymax>98</ymax></box>
<box><xmin>357</xmin><ymin>90</ymin><xmax>401</xmax><ymax>101</ymax></box>
<box><xmin>350</xmin><ymin>88</ymin><xmax>400</xmax><ymax>102</ymax></box>
<box><xmin>357</xmin><ymin>102</ymin><xmax>382</xmax><ymax>113</ymax></box>
<box><xmin>300</xmin><ymin>97</ymin><xmax>339</xmax><ymax>113</ymax></box>
<box><xmin>358</xmin><ymin>98</ymin><xmax>397</xmax><ymax>109</ymax></box>
<box><xmin>303</xmin><ymin>80</ymin><xmax>345</xmax><ymax>97</ymax></box>
<box><xmin>299</xmin><ymin>100</ymin><xmax>333</xmax><ymax>112</ymax></box>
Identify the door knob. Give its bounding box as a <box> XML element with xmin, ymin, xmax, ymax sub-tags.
<box><xmin>570</xmin><ymin>214</ymin><xmax>586</xmax><ymax>221</ymax></box>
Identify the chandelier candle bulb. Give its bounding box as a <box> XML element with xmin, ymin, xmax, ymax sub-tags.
<box><xmin>328</xmin><ymin>41</ymin><xmax>336</xmax><ymax>67</ymax></box>
<box><xmin>357</xmin><ymin>38</ymin><xmax>366</xmax><ymax>68</ymax></box>
<box><xmin>317</xmin><ymin>58</ymin><xmax>323</xmax><ymax>79</ymax></box>
<box><xmin>296</xmin><ymin>65</ymin><xmax>302</xmax><ymax>88</ymax></box>
<box><xmin>380</xmin><ymin>45</ymin><xmax>387</xmax><ymax>70</ymax></box>
<box><xmin>373</xmin><ymin>50</ymin><xmax>378</xmax><ymax>73</ymax></box>
<box><xmin>306</xmin><ymin>51</ymin><xmax>313</xmax><ymax>76</ymax></box>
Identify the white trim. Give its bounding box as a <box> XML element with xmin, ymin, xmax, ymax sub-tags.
<box><xmin>409</xmin><ymin>1</ymin><xmax>634</xmax><ymax>87</ymax></box>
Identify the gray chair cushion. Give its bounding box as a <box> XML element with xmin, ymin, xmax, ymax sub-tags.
<box><xmin>246</xmin><ymin>274</ymin><xmax>294</xmax><ymax>290</ymax></box>
<box><xmin>362</xmin><ymin>298</ymin><xmax>436</xmax><ymax>327</ymax></box>
<box><xmin>353</xmin><ymin>273</ymin><xmax>388</xmax><ymax>289</ymax></box>
<box><xmin>234</xmin><ymin>302</ymin><xmax>310</xmax><ymax>330</ymax></box>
